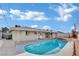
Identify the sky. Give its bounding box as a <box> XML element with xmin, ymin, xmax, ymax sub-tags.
<box><xmin>0</xmin><ymin>3</ymin><xmax>79</xmax><ymax>32</ymax></box>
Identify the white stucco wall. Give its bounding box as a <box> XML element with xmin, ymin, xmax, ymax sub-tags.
<box><xmin>52</xmin><ymin>33</ymin><xmax>57</xmax><ymax>38</ymax></box>
<box><xmin>12</xmin><ymin>30</ymin><xmax>46</xmax><ymax>42</ymax></box>
<box><xmin>12</xmin><ymin>30</ymin><xmax>28</xmax><ymax>42</ymax></box>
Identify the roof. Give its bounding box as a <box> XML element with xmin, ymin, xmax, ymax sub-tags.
<box><xmin>10</xmin><ymin>27</ymin><xmax>53</xmax><ymax>33</ymax></box>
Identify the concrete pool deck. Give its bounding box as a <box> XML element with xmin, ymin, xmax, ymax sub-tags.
<box><xmin>15</xmin><ymin>40</ymin><xmax>51</xmax><ymax>55</ymax></box>
<box><xmin>0</xmin><ymin>40</ymin><xmax>16</xmax><ymax>56</ymax></box>
<box><xmin>17</xmin><ymin>41</ymin><xmax>73</xmax><ymax>56</ymax></box>
<box><xmin>15</xmin><ymin>38</ymin><xmax>79</xmax><ymax>56</ymax></box>
<box><xmin>16</xmin><ymin>38</ymin><xmax>79</xmax><ymax>56</ymax></box>
<box><xmin>0</xmin><ymin>38</ymin><xmax>79</xmax><ymax>56</ymax></box>
<box><xmin>16</xmin><ymin>39</ymin><xmax>74</xmax><ymax>56</ymax></box>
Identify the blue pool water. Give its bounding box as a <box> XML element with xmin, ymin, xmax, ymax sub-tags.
<box><xmin>24</xmin><ymin>39</ymin><xmax>68</xmax><ymax>55</ymax></box>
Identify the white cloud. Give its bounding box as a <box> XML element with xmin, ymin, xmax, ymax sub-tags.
<box><xmin>55</xmin><ymin>3</ymin><xmax>78</xmax><ymax>22</ymax></box>
<box><xmin>30</xmin><ymin>25</ymin><xmax>52</xmax><ymax>30</ymax></box>
<box><xmin>57</xmin><ymin>14</ymin><xmax>72</xmax><ymax>22</ymax></box>
<box><xmin>71</xmin><ymin>26</ymin><xmax>75</xmax><ymax>30</ymax></box>
<box><xmin>71</xmin><ymin>25</ymin><xmax>76</xmax><ymax>30</ymax></box>
<box><xmin>33</xmin><ymin>16</ymin><xmax>48</xmax><ymax>21</ymax></box>
<box><xmin>10</xmin><ymin>9</ymin><xmax>48</xmax><ymax>21</ymax></box>
<box><xmin>30</xmin><ymin>25</ymin><xmax>38</xmax><ymax>28</ymax></box>
<box><xmin>42</xmin><ymin>25</ymin><xmax>51</xmax><ymax>30</ymax></box>
<box><xmin>10</xmin><ymin>9</ymin><xmax>24</xmax><ymax>19</ymax></box>
<box><xmin>10</xmin><ymin>9</ymin><xmax>23</xmax><ymax>16</ymax></box>
<box><xmin>24</xmin><ymin>11</ymin><xmax>48</xmax><ymax>20</ymax></box>
<box><xmin>0</xmin><ymin>9</ymin><xmax>7</xmax><ymax>19</ymax></box>
<box><xmin>0</xmin><ymin>9</ymin><xmax>7</xmax><ymax>15</ymax></box>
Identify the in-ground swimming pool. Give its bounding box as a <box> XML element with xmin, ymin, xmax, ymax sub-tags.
<box><xmin>24</xmin><ymin>39</ymin><xmax>68</xmax><ymax>55</ymax></box>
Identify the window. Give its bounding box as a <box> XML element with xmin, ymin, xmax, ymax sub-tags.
<box><xmin>34</xmin><ymin>32</ymin><xmax>37</xmax><ymax>34</ymax></box>
<box><xmin>26</xmin><ymin>31</ymin><xmax>30</xmax><ymax>35</ymax></box>
<box><xmin>45</xmin><ymin>33</ymin><xmax>50</xmax><ymax>38</ymax></box>
<box><xmin>26</xmin><ymin>31</ymin><xmax>28</xmax><ymax>35</ymax></box>
<box><xmin>2</xmin><ymin>33</ymin><xmax>5</xmax><ymax>39</ymax></box>
<box><xmin>51</xmin><ymin>33</ymin><xmax>52</xmax><ymax>36</ymax></box>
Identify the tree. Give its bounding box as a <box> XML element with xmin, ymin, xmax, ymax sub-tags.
<box><xmin>2</xmin><ymin>27</ymin><xmax>9</xmax><ymax>32</ymax></box>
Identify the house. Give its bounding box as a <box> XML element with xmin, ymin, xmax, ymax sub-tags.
<box><xmin>0</xmin><ymin>26</ymin><xmax>71</xmax><ymax>42</ymax></box>
<box><xmin>9</xmin><ymin>26</ymin><xmax>71</xmax><ymax>42</ymax></box>
<box><xmin>10</xmin><ymin>26</ymin><xmax>54</xmax><ymax>42</ymax></box>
